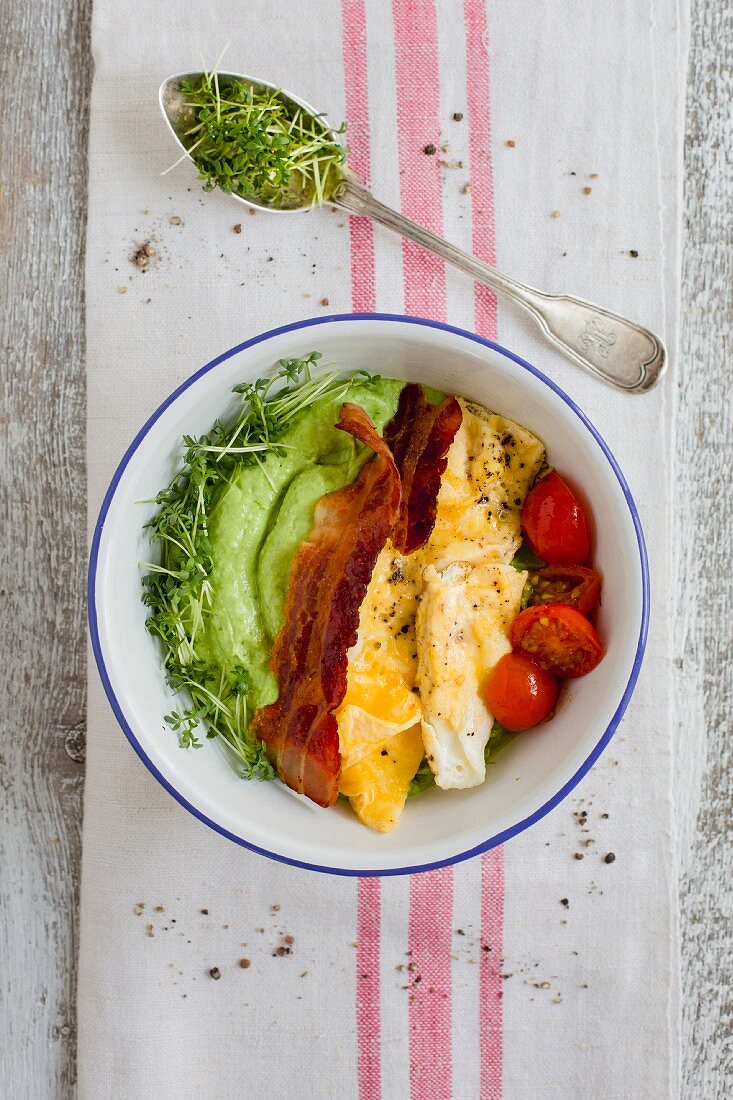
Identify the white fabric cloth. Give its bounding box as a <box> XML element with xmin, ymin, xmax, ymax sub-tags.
<box><xmin>81</xmin><ymin>2</ymin><xmax>689</xmax><ymax>1097</ymax></box>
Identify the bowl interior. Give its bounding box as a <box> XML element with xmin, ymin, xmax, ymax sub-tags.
<box><xmin>91</xmin><ymin>317</ymin><xmax>645</xmax><ymax>874</ymax></box>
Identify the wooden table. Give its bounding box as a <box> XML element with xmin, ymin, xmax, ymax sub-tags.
<box><xmin>1</xmin><ymin>1</ymin><xmax>730</xmax><ymax>1094</ymax></box>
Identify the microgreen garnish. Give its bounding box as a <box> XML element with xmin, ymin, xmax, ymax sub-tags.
<box><xmin>141</xmin><ymin>354</ymin><xmax>376</xmax><ymax>779</ymax></box>
<box><xmin>165</xmin><ymin>68</ymin><xmax>348</xmax><ymax>208</ymax></box>
<box><xmin>511</xmin><ymin>541</ymin><xmax>545</xmax><ymax>572</ymax></box>
<box><xmin>511</xmin><ymin>541</ymin><xmax>545</xmax><ymax>609</ymax></box>
<box><xmin>406</xmin><ymin>757</ymin><xmax>437</xmax><ymax>799</ymax></box>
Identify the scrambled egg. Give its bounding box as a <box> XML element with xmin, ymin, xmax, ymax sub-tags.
<box><xmin>335</xmin><ymin>399</ymin><xmax>545</xmax><ymax>830</ymax></box>
<box><xmin>416</xmin><ymin>561</ymin><xmax>527</xmax><ymax>788</ymax></box>
<box><xmin>334</xmin><ymin>544</ymin><xmax>420</xmax><ymax>831</ymax></box>
<box><xmin>426</xmin><ymin>401</ymin><xmax>546</xmax><ymax>565</ymax></box>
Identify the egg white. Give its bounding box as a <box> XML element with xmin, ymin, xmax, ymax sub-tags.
<box><xmin>416</xmin><ymin>561</ymin><xmax>527</xmax><ymax>789</ymax></box>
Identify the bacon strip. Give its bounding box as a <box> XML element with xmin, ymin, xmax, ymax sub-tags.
<box><xmin>384</xmin><ymin>383</ymin><xmax>463</xmax><ymax>554</ymax></box>
<box><xmin>251</xmin><ymin>403</ymin><xmax>402</xmax><ymax>807</ymax></box>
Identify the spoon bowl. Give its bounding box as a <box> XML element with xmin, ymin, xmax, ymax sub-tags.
<box><xmin>159</xmin><ymin>71</ymin><xmax>340</xmax><ymax>214</ymax></box>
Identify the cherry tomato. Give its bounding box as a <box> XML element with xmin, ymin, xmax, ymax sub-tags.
<box><xmin>521</xmin><ymin>471</ymin><xmax>590</xmax><ymax>565</ymax></box>
<box><xmin>483</xmin><ymin>652</ymin><xmax>560</xmax><ymax>732</ymax></box>
<box><xmin>510</xmin><ymin>604</ymin><xmax>604</xmax><ymax>678</ymax></box>
<box><xmin>526</xmin><ymin>565</ymin><xmax>601</xmax><ymax>616</ymax></box>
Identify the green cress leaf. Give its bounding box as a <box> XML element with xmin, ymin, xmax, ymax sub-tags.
<box><xmin>511</xmin><ymin>541</ymin><xmax>546</xmax><ymax>609</ymax></box>
<box><xmin>170</xmin><ymin>73</ymin><xmax>347</xmax><ymax>208</ymax></box>
<box><xmin>407</xmin><ymin>757</ymin><xmax>437</xmax><ymax>799</ymax></box>
<box><xmin>511</xmin><ymin>541</ymin><xmax>545</xmax><ymax>572</ymax></box>
<box><xmin>485</xmin><ymin>720</ymin><xmax>518</xmax><ymax>763</ymax></box>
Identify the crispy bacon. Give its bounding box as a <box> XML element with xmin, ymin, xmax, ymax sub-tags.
<box><xmin>384</xmin><ymin>383</ymin><xmax>463</xmax><ymax>554</ymax></box>
<box><xmin>251</xmin><ymin>403</ymin><xmax>401</xmax><ymax>807</ymax></box>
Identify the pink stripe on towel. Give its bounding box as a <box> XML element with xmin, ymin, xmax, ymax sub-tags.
<box><xmin>342</xmin><ymin>0</ymin><xmax>377</xmax><ymax>312</ymax></box>
<box><xmin>392</xmin><ymin>0</ymin><xmax>447</xmax><ymax>321</ymax></box>
<box><xmin>342</xmin><ymin>5</ymin><xmax>382</xmax><ymax>1096</ymax></box>
<box><xmin>480</xmin><ymin>848</ymin><xmax>504</xmax><ymax>1099</ymax></box>
<box><xmin>464</xmin><ymin>0</ymin><xmax>498</xmax><ymax>340</ymax></box>
<box><xmin>357</xmin><ymin>877</ymin><xmax>382</xmax><ymax>1099</ymax></box>
<box><xmin>408</xmin><ymin>868</ymin><xmax>454</xmax><ymax>1099</ymax></box>
<box><xmin>391</xmin><ymin>4</ymin><xmax>453</xmax><ymax>1095</ymax></box>
<box><xmin>463</xmin><ymin>5</ymin><xmax>504</xmax><ymax>1095</ymax></box>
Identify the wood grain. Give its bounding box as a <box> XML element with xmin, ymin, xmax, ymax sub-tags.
<box><xmin>0</xmin><ymin>0</ymin><xmax>91</xmax><ymax>1094</ymax></box>
<box><xmin>0</xmin><ymin>0</ymin><xmax>730</xmax><ymax>1095</ymax></box>
<box><xmin>678</xmin><ymin>0</ymin><xmax>733</xmax><ymax>1095</ymax></box>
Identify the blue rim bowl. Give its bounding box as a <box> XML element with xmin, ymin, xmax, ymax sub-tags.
<box><xmin>89</xmin><ymin>313</ymin><xmax>649</xmax><ymax>876</ymax></box>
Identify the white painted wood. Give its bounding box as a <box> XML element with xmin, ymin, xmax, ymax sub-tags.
<box><xmin>677</xmin><ymin>1</ymin><xmax>733</xmax><ymax>1095</ymax></box>
<box><xmin>0</xmin><ymin>0</ymin><xmax>729</xmax><ymax>1094</ymax></box>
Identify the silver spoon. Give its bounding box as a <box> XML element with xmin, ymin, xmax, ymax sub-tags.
<box><xmin>160</xmin><ymin>71</ymin><xmax>666</xmax><ymax>393</ymax></box>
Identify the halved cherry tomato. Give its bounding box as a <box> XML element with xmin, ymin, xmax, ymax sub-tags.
<box><xmin>483</xmin><ymin>652</ymin><xmax>560</xmax><ymax>732</ymax></box>
<box><xmin>510</xmin><ymin>604</ymin><xmax>604</xmax><ymax>678</ymax></box>
<box><xmin>527</xmin><ymin>565</ymin><xmax>601</xmax><ymax>616</ymax></box>
<box><xmin>521</xmin><ymin>471</ymin><xmax>590</xmax><ymax>565</ymax></box>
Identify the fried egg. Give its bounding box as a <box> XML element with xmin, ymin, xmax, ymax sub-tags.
<box><xmin>336</xmin><ymin>398</ymin><xmax>546</xmax><ymax>828</ymax></box>
<box><xmin>415</xmin><ymin>561</ymin><xmax>528</xmax><ymax>789</ymax></box>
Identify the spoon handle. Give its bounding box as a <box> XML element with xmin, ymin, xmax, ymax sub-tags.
<box><xmin>334</xmin><ymin>178</ymin><xmax>665</xmax><ymax>393</ymax></box>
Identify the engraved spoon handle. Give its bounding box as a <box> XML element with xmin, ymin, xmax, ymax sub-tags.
<box><xmin>334</xmin><ymin>178</ymin><xmax>666</xmax><ymax>392</ymax></box>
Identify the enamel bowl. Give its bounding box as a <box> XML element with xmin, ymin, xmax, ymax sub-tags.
<box><xmin>89</xmin><ymin>314</ymin><xmax>648</xmax><ymax>875</ymax></box>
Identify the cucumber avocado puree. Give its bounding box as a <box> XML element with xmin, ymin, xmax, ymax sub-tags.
<box><xmin>202</xmin><ymin>377</ymin><xmax>405</xmax><ymax>713</ymax></box>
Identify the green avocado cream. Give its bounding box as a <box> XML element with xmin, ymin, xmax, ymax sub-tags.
<box><xmin>201</xmin><ymin>378</ymin><xmax>405</xmax><ymax>710</ymax></box>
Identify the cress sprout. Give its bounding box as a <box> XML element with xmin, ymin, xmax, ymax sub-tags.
<box><xmin>164</xmin><ymin>70</ymin><xmax>348</xmax><ymax>209</ymax></box>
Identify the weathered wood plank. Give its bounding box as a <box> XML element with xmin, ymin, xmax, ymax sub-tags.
<box><xmin>678</xmin><ymin>0</ymin><xmax>733</xmax><ymax>1094</ymax></box>
<box><xmin>0</xmin><ymin>1</ymin><xmax>91</xmax><ymax>1095</ymax></box>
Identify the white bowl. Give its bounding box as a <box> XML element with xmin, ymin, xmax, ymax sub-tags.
<box><xmin>89</xmin><ymin>314</ymin><xmax>648</xmax><ymax>875</ymax></box>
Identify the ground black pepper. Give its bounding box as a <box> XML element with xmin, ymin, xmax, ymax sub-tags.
<box><xmin>130</xmin><ymin>241</ymin><xmax>156</xmax><ymax>270</ymax></box>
